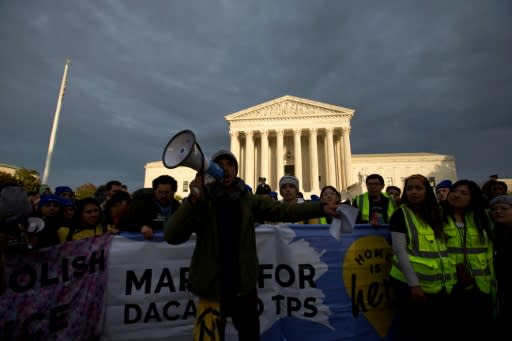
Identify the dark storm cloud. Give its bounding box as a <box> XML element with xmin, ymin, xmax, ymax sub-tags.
<box><xmin>1</xmin><ymin>0</ymin><xmax>511</xmax><ymax>191</ymax></box>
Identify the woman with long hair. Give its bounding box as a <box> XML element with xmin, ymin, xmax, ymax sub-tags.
<box><xmin>57</xmin><ymin>197</ymin><xmax>118</xmax><ymax>242</ymax></box>
<box><xmin>388</xmin><ymin>174</ymin><xmax>456</xmax><ymax>341</ymax></box>
<box><xmin>311</xmin><ymin>185</ymin><xmax>341</xmax><ymax>224</ymax></box>
<box><xmin>442</xmin><ymin>180</ymin><xmax>494</xmax><ymax>339</ymax></box>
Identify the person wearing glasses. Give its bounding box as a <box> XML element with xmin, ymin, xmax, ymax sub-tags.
<box><xmin>353</xmin><ymin>173</ymin><xmax>397</xmax><ymax>226</ymax></box>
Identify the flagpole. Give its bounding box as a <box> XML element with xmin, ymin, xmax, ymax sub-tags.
<box><xmin>42</xmin><ymin>58</ymin><xmax>71</xmax><ymax>186</ymax></box>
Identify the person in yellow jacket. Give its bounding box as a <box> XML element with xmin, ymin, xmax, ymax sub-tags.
<box><xmin>442</xmin><ymin>180</ymin><xmax>494</xmax><ymax>340</ymax></box>
<box><xmin>389</xmin><ymin>174</ymin><xmax>457</xmax><ymax>341</ymax></box>
<box><xmin>353</xmin><ymin>173</ymin><xmax>397</xmax><ymax>226</ymax></box>
<box><xmin>57</xmin><ymin>197</ymin><xmax>118</xmax><ymax>242</ymax></box>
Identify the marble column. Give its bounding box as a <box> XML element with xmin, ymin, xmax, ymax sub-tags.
<box><xmin>342</xmin><ymin>127</ymin><xmax>353</xmax><ymax>187</ymax></box>
<box><xmin>229</xmin><ymin>130</ymin><xmax>240</xmax><ymax>165</ymax></box>
<box><xmin>334</xmin><ymin>130</ymin><xmax>343</xmax><ymax>190</ymax></box>
<box><xmin>245</xmin><ymin>131</ymin><xmax>255</xmax><ymax>188</ymax></box>
<box><xmin>326</xmin><ymin>128</ymin><xmax>336</xmax><ymax>186</ymax></box>
<box><xmin>309</xmin><ymin>128</ymin><xmax>319</xmax><ymax>193</ymax></box>
<box><xmin>293</xmin><ymin>128</ymin><xmax>302</xmax><ymax>191</ymax></box>
<box><xmin>260</xmin><ymin>130</ymin><xmax>269</xmax><ymax>181</ymax></box>
<box><xmin>338</xmin><ymin>129</ymin><xmax>346</xmax><ymax>190</ymax></box>
<box><xmin>276</xmin><ymin>129</ymin><xmax>285</xmax><ymax>184</ymax></box>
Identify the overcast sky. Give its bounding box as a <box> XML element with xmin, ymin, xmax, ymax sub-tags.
<box><xmin>1</xmin><ymin>0</ymin><xmax>511</xmax><ymax>192</ymax></box>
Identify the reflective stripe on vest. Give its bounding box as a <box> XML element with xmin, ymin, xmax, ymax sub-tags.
<box><xmin>356</xmin><ymin>192</ymin><xmax>397</xmax><ymax>223</ymax></box>
<box><xmin>444</xmin><ymin>213</ymin><xmax>494</xmax><ymax>294</ymax></box>
<box><xmin>390</xmin><ymin>206</ymin><xmax>456</xmax><ymax>294</ymax></box>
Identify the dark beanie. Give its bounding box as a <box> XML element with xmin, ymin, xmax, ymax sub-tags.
<box><xmin>39</xmin><ymin>194</ymin><xmax>63</xmax><ymax>208</ymax></box>
<box><xmin>435</xmin><ymin>179</ymin><xmax>452</xmax><ymax>191</ymax></box>
<box><xmin>211</xmin><ymin>149</ymin><xmax>238</xmax><ymax>171</ymax></box>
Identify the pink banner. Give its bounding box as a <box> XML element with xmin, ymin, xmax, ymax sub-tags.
<box><xmin>0</xmin><ymin>234</ymin><xmax>114</xmax><ymax>341</ymax></box>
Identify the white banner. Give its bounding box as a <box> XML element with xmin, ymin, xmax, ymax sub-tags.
<box><xmin>101</xmin><ymin>224</ymin><xmax>396</xmax><ymax>341</ymax></box>
<box><xmin>101</xmin><ymin>225</ymin><xmax>332</xmax><ymax>340</ymax></box>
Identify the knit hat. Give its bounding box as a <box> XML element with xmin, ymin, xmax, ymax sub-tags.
<box><xmin>435</xmin><ymin>179</ymin><xmax>452</xmax><ymax>191</ymax></box>
<box><xmin>55</xmin><ymin>186</ymin><xmax>73</xmax><ymax>196</ymax></box>
<box><xmin>279</xmin><ymin>175</ymin><xmax>299</xmax><ymax>189</ymax></box>
<box><xmin>211</xmin><ymin>149</ymin><xmax>238</xmax><ymax>171</ymax></box>
<box><xmin>38</xmin><ymin>194</ymin><xmax>62</xmax><ymax>208</ymax></box>
<box><xmin>489</xmin><ymin>195</ymin><xmax>512</xmax><ymax>207</ymax></box>
<box><xmin>269</xmin><ymin>191</ymin><xmax>278</xmax><ymax>199</ymax></box>
<box><xmin>60</xmin><ymin>198</ymin><xmax>76</xmax><ymax>208</ymax></box>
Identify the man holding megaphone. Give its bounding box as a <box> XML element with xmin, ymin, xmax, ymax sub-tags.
<box><xmin>164</xmin><ymin>147</ymin><xmax>342</xmax><ymax>341</ymax></box>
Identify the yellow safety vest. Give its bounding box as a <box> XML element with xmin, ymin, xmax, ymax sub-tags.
<box><xmin>444</xmin><ymin>213</ymin><xmax>494</xmax><ymax>294</ymax></box>
<box><xmin>356</xmin><ymin>192</ymin><xmax>397</xmax><ymax>223</ymax></box>
<box><xmin>308</xmin><ymin>216</ymin><xmax>328</xmax><ymax>224</ymax></box>
<box><xmin>390</xmin><ymin>206</ymin><xmax>457</xmax><ymax>294</ymax></box>
<box><xmin>57</xmin><ymin>224</ymin><xmax>114</xmax><ymax>243</ymax></box>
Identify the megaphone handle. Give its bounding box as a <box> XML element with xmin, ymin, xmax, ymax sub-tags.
<box><xmin>188</xmin><ymin>172</ymin><xmax>206</xmax><ymax>204</ymax></box>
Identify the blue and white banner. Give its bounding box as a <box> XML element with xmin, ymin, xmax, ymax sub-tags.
<box><xmin>101</xmin><ymin>224</ymin><xmax>397</xmax><ymax>341</ymax></box>
<box><xmin>0</xmin><ymin>225</ymin><xmax>396</xmax><ymax>340</ymax></box>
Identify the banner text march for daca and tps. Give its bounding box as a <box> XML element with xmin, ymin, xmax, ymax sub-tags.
<box><xmin>1</xmin><ymin>225</ymin><xmax>397</xmax><ymax>341</ymax></box>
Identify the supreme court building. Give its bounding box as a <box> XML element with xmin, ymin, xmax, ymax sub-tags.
<box><xmin>145</xmin><ymin>95</ymin><xmax>457</xmax><ymax>199</ymax></box>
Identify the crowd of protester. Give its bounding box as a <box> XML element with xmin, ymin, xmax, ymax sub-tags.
<box><xmin>1</xmin><ymin>168</ymin><xmax>511</xmax><ymax>339</ymax></box>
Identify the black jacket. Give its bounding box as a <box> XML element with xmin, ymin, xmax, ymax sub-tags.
<box><xmin>129</xmin><ymin>195</ymin><xmax>181</xmax><ymax>231</ymax></box>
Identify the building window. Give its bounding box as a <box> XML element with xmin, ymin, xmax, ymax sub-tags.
<box><xmin>183</xmin><ymin>181</ymin><xmax>189</xmax><ymax>192</ymax></box>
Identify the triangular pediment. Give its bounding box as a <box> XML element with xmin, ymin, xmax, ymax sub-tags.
<box><xmin>225</xmin><ymin>95</ymin><xmax>355</xmax><ymax>121</ymax></box>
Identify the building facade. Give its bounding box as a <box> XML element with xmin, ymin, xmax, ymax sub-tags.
<box><xmin>225</xmin><ymin>95</ymin><xmax>354</xmax><ymax>195</ymax></box>
<box><xmin>145</xmin><ymin>95</ymin><xmax>458</xmax><ymax>199</ymax></box>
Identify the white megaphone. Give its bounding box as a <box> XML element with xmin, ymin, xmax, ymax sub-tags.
<box><xmin>162</xmin><ymin>130</ymin><xmax>224</xmax><ymax>182</ymax></box>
